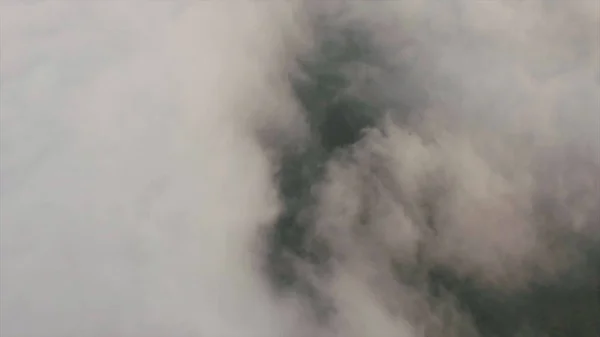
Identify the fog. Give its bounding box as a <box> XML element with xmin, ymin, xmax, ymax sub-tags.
<box><xmin>1</xmin><ymin>1</ymin><xmax>598</xmax><ymax>337</ymax></box>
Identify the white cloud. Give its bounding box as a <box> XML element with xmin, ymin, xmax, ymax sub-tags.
<box><xmin>2</xmin><ymin>1</ymin><xmax>598</xmax><ymax>336</ymax></box>
<box><xmin>1</xmin><ymin>2</ymin><xmax>305</xmax><ymax>336</ymax></box>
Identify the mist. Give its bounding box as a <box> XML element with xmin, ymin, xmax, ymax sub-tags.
<box><xmin>1</xmin><ymin>1</ymin><xmax>598</xmax><ymax>337</ymax></box>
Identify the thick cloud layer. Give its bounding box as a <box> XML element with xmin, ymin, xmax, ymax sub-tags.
<box><xmin>1</xmin><ymin>2</ymin><xmax>306</xmax><ymax>336</ymax></box>
<box><xmin>1</xmin><ymin>1</ymin><xmax>598</xmax><ymax>337</ymax></box>
<box><xmin>264</xmin><ymin>1</ymin><xmax>599</xmax><ymax>336</ymax></box>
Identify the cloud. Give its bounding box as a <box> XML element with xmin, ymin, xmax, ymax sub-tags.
<box><xmin>2</xmin><ymin>1</ymin><xmax>598</xmax><ymax>337</ymax></box>
<box><xmin>1</xmin><ymin>2</ymin><xmax>307</xmax><ymax>336</ymax></box>
<box><xmin>262</xmin><ymin>1</ymin><xmax>599</xmax><ymax>336</ymax></box>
